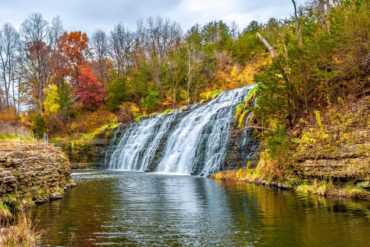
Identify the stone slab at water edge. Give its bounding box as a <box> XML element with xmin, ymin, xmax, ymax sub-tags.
<box><xmin>0</xmin><ymin>142</ymin><xmax>74</xmax><ymax>208</ymax></box>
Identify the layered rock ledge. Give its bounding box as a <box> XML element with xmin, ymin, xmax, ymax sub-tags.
<box><xmin>0</xmin><ymin>142</ymin><xmax>74</xmax><ymax>208</ymax></box>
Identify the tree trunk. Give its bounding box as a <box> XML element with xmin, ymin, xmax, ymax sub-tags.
<box><xmin>256</xmin><ymin>32</ymin><xmax>277</xmax><ymax>58</ymax></box>
<box><xmin>291</xmin><ymin>0</ymin><xmax>302</xmax><ymax>48</ymax></box>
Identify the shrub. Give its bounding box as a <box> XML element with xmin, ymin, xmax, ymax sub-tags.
<box><xmin>106</xmin><ymin>76</ymin><xmax>127</xmax><ymax>111</ymax></box>
<box><xmin>141</xmin><ymin>90</ymin><xmax>160</xmax><ymax>113</ymax></box>
<box><xmin>31</xmin><ymin>114</ymin><xmax>46</xmax><ymax>135</ymax></box>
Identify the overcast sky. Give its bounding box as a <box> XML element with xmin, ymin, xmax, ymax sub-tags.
<box><xmin>0</xmin><ymin>0</ymin><xmax>306</xmax><ymax>34</ymax></box>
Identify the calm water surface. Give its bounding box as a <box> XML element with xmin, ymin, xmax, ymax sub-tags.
<box><xmin>32</xmin><ymin>170</ymin><xmax>370</xmax><ymax>247</ymax></box>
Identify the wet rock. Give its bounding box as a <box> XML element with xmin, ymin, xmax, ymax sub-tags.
<box><xmin>49</xmin><ymin>192</ymin><xmax>63</xmax><ymax>201</ymax></box>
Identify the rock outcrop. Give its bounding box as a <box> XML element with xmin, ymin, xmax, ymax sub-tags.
<box><xmin>0</xmin><ymin>142</ymin><xmax>73</xmax><ymax>208</ymax></box>
<box><xmin>292</xmin><ymin>96</ymin><xmax>370</xmax><ymax>186</ymax></box>
<box><xmin>56</xmin><ymin>126</ymin><xmax>120</xmax><ymax>169</ymax></box>
<box><xmin>224</xmin><ymin>121</ymin><xmax>260</xmax><ymax>170</ymax></box>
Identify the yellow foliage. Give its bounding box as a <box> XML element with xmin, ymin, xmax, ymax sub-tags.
<box><xmin>18</xmin><ymin>113</ymin><xmax>32</xmax><ymax>128</ymax></box>
<box><xmin>213</xmin><ymin>168</ymin><xmax>259</xmax><ymax>181</ymax></box>
<box><xmin>64</xmin><ymin>107</ymin><xmax>118</xmax><ymax>136</ymax></box>
<box><xmin>43</xmin><ymin>84</ymin><xmax>60</xmax><ymax>115</ymax></box>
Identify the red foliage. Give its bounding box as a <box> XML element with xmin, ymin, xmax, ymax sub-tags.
<box><xmin>75</xmin><ymin>65</ymin><xmax>105</xmax><ymax>110</ymax></box>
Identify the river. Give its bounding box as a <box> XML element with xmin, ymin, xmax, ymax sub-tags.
<box><xmin>31</xmin><ymin>170</ymin><xmax>370</xmax><ymax>246</ymax></box>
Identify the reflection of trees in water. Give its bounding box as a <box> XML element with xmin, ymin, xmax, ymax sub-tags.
<box><xmin>32</xmin><ymin>174</ymin><xmax>119</xmax><ymax>246</ymax></box>
<box><xmin>220</xmin><ymin>181</ymin><xmax>370</xmax><ymax>246</ymax></box>
<box><xmin>32</xmin><ymin>173</ymin><xmax>370</xmax><ymax>247</ymax></box>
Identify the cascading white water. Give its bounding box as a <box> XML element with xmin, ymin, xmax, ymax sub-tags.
<box><xmin>108</xmin><ymin>86</ymin><xmax>253</xmax><ymax>176</ymax></box>
<box><xmin>108</xmin><ymin>111</ymin><xmax>179</xmax><ymax>171</ymax></box>
<box><xmin>156</xmin><ymin>86</ymin><xmax>250</xmax><ymax>175</ymax></box>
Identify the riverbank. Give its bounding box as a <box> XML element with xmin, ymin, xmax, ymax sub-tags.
<box><xmin>214</xmin><ymin>95</ymin><xmax>370</xmax><ymax>200</ymax></box>
<box><xmin>0</xmin><ymin>142</ymin><xmax>74</xmax><ymax>208</ymax></box>
<box><xmin>212</xmin><ymin>168</ymin><xmax>370</xmax><ymax>200</ymax></box>
<box><xmin>0</xmin><ymin>141</ymin><xmax>75</xmax><ymax>246</ymax></box>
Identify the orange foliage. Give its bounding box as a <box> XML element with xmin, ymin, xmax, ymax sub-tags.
<box><xmin>71</xmin><ymin>107</ymin><xmax>117</xmax><ymax>134</ymax></box>
<box><xmin>0</xmin><ymin>107</ymin><xmax>17</xmax><ymax>124</ymax></box>
<box><xmin>57</xmin><ymin>31</ymin><xmax>89</xmax><ymax>83</ymax></box>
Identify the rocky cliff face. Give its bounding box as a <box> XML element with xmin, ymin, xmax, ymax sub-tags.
<box><xmin>224</xmin><ymin>121</ymin><xmax>260</xmax><ymax>171</ymax></box>
<box><xmin>56</xmin><ymin>126</ymin><xmax>121</xmax><ymax>169</ymax></box>
<box><xmin>0</xmin><ymin>142</ymin><xmax>73</xmax><ymax>208</ymax></box>
<box><xmin>292</xmin><ymin>96</ymin><xmax>370</xmax><ymax>186</ymax></box>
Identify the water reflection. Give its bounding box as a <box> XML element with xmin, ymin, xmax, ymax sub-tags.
<box><xmin>32</xmin><ymin>171</ymin><xmax>370</xmax><ymax>247</ymax></box>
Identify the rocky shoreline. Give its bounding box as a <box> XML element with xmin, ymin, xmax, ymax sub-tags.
<box><xmin>0</xmin><ymin>142</ymin><xmax>74</xmax><ymax>209</ymax></box>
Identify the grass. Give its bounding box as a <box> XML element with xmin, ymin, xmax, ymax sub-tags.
<box><xmin>213</xmin><ymin>168</ymin><xmax>259</xmax><ymax>181</ymax></box>
<box><xmin>296</xmin><ymin>181</ymin><xmax>369</xmax><ymax>199</ymax></box>
<box><xmin>79</xmin><ymin>121</ymin><xmax>121</xmax><ymax>141</ymax></box>
<box><xmin>214</xmin><ymin>168</ymin><xmax>370</xmax><ymax>200</ymax></box>
<box><xmin>0</xmin><ymin>200</ymin><xmax>12</xmax><ymax>221</ymax></box>
<box><xmin>296</xmin><ymin>180</ymin><xmax>334</xmax><ymax>196</ymax></box>
<box><xmin>0</xmin><ymin>133</ymin><xmax>35</xmax><ymax>143</ymax></box>
<box><xmin>0</xmin><ymin>213</ymin><xmax>41</xmax><ymax>247</ymax></box>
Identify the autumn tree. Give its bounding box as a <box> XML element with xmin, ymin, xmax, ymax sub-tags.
<box><xmin>57</xmin><ymin>31</ymin><xmax>89</xmax><ymax>84</ymax></box>
<box><xmin>75</xmin><ymin>64</ymin><xmax>104</xmax><ymax>110</ymax></box>
<box><xmin>43</xmin><ymin>84</ymin><xmax>60</xmax><ymax>115</ymax></box>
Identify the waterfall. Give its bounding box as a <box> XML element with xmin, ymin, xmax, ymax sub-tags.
<box><xmin>108</xmin><ymin>86</ymin><xmax>253</xmax><ymax>176</ymax></box>
<box><xmin>108</xmin><ymin>111</ymin><xmax>180</xmax><ymax>171</ymax></box>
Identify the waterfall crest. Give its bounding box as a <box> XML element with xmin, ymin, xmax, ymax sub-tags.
<box><xmin>108</xmin><ymin>86</ymin><xmax>253</xmax><ymax>176</ymax></box>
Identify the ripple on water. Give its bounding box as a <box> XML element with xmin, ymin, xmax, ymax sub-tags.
<box><xmin>32</xmin><ymin>170</ymin><xmax>370</xmax><ymax>247</ymax></box>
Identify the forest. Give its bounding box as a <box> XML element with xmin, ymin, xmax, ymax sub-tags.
<box><xmin>0</xmin><ymin>0</ymin><xmax>369</xmax><ymax>245</ymax></box>
<box><xmin>0</xmin><ymin>0</ymin><xmax>368</xmax><ymax>164</ymax></box>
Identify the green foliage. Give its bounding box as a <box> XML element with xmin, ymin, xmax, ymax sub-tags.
<box><xmin>141</xmin><ymin>90</ymin><xmax>160</xmax><ymax>113</ymax></box>
<box><xmin>32</xmin><ymin>114</ymin><xmax>46</xmax><ymax>135</ymax></box>
<box><xmin>296</xmin><ymin>180</ymin><xmax>334</xmax><ymax>196</ymax></box>
<box><xmin>238</xmin><ymin>109</ymin><xmax>250</xmax><ymax>128</ymax></box>
<box><xmin>58</xmin><ymin>82</ymin><xmax>75</xmax><ymax>118</ymax></box>
<box><xmin>0</xmin><ymin>133</ymin><xmax>35</xmax><ymax>142</ymax></box>
<box><xmin>265</xmin><ymin>125</ymin><xmax>290</xmax><ymax>158</ymax></box>
<box><xmin>254</xmin><ymin>0</ymin><xmax>369</xmax><ymax>131</ymax></box>
<box><xmin>245</xmin><ymin>86</ymin><xmax>257</xmax><ymax>104</ymax></box>
<box><xmin>79</xmin><ymin>121</ymin><xmax>121</xmax><ymax>140</ymax></box>
<box><xmin>201</xmin><ymin>90</ymin><xmax>222</xmax><ymax>101</ymax></box>
<box><xmin>233</xmin><ymin>30</ymin><xmax>264</xmax><ymax>63</ymax></box>
<box><xmin>234</xmin><ymin>103</ymin><xmax>244</xmax><ymax>120</ymax></box>
<box><xmin>0</xmin><ymin>133</ymin><xmax>19</xmax><ymax>140</ymax></box>
<box><xmin>294</xmin><ymin>98</ymin><xmax>367</xmax><ymax>157</ymax></box>
<box><xmin>234</xmin><ymin>86</ymin><xmax>257</xmax><ymax>128</ymax></box>
<box><xmin>106</xmin><ymin>76</ymin><xmax>127</xmax><ymax>111</ymax></box>
<box><xmin>0</xmin><ymin>199</ymin><xmax>12</xmax><ymax>219</ymax></box>
<box><xmin>163</xmin><ymin>108</ymin><xmax>174</xmax><ymax>115</ymax></box>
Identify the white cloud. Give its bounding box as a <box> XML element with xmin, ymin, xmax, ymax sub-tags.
<box><xmin>0</xmin><ymin>0</ymin><xmax>307</xmax><ymax>33</ymax></box>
